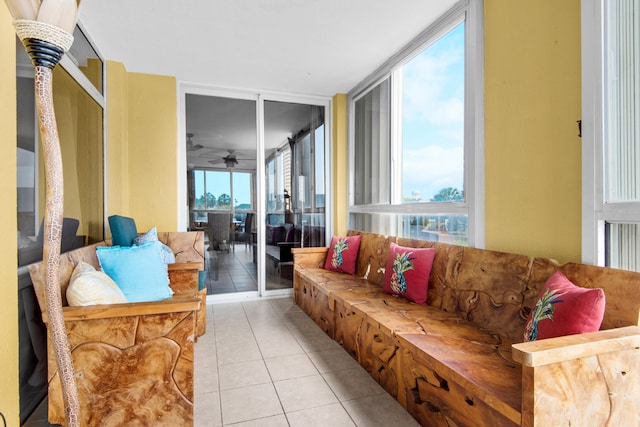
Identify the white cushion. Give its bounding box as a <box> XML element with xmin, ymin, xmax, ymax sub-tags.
<box><xmin>67</xmin><ymin>261</ymin><xmax>128</xmax><ymax>306</ymax></box>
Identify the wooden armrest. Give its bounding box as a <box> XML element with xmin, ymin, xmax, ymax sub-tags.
<box><xmin>168</xmin><ymin>262</ymin><xmax>202</xmax><ymax>296</ymax></box>
<box><xmin>168</xmin><ymin>261</ymin><xmax>203</xmax><ymax>271</ymax></box>
<box><xmin>44</xmin><ymin>296</ymin><xmax>201</xmax><ymax>322</ymax></box>
<box><xmin>292</xmin><ymin>247</ymin><xmax>328</xmax><ymax>268</ymax></box>
<box><xmin>512</xmin><ymin>325</ymin><xmax>640</xmax><ymax>367</ymax></box>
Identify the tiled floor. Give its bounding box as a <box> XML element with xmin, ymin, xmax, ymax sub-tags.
<box><xmin>194</xmin><ymin>297</ymin><xmax>419</xmax><ymax>426</ymax></box>
<box><xmin>23</xmin><ymin>298</ymin><xmax>419</xmax><ymax>426</ymax></box>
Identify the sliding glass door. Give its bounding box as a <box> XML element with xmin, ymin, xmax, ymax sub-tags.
<box><xmin>186</xmin><ymin>94</ymin><xmax>258</xmax><ymax>296</ymax></box>
<box><xmin>263</xmin><ymin>101</ymin><xmax>326</xmax><ymax>291</ymax></box>
<box><xmin>181</xmin><ymin>86</ymin><xmax>330</xmax><ymax>298</ymax></box>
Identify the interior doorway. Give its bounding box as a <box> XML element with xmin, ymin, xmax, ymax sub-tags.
<box><xmin>181</xmin><ymin>87</ymin><xmax>331</xmax><ymax>299</ymax></box>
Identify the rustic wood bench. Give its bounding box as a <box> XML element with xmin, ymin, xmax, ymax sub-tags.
<box><xmin>28</xmin><ymin>231</ymin><xmax>205</xmax><ymax>426</ymax></box>
<box><xmin>293</xmin><ymin>231</ymin><xmax>640</xmax><ymax>427</ymax></box>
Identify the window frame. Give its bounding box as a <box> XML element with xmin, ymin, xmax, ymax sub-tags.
<box><xmin>347</xmin><ymin>0</ymin><xmax>485</xmax><ymax>247</ymax></box>
<box><xmin>581</xmin><ymin>0</ymin><xmax>640</xmax><ymax>266</ymax></box>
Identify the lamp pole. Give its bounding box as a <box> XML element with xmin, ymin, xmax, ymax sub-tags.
<box><xmin>5</xmin><ymin>1</ymin><xmax>82</xmax><ymax>426</ymax></box>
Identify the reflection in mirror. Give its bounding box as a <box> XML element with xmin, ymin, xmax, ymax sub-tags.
<box><xmin>16</xmin><ymin>50</ymin><xmax>104</xmax><ymax>268</ymax></box>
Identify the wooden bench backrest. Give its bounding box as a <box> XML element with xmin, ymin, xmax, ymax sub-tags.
<box><xmin>28</xmin><ymin>231</ymin><xmax>204</xmax><ymax>316</ymax></box>
<box><xmin>28</xmin><ymin>242</ymin><xmax>105</xmax><ymax>312</ymax></box>
<box><xmin>347</xmin><ymin>230</ymin><xmax>640</xmax><ymax>342</ymax></box>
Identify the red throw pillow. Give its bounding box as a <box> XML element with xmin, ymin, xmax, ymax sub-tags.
<box><xmin>324</xmin><ymin>235</ymin><xmax>361</xmax><ymax>275</ymax></box>
<box><xmin>382</xmin><ymin>243</ymin><xmax>435</xmax><ymax>305</ymax></box>
<box><xmin>523</xmin><ymin>271</ymin><xmax>606</xmax><ymax>342</ymax></box>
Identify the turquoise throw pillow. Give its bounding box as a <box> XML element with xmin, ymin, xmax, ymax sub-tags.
<box><xmin>108</xmin><ymin>215</ymin><xmax>138</xmax><ymax>247</ymax></box>
<box><xmin>96</xmin><ymin>241</ymin><xmax>172</xmax><ymax>303</ymax></box>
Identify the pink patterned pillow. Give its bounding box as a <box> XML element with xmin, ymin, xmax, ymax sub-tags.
<box><xmin>382</xmin><ymin>243</ymin><xmax>435</xmax><ymax>305</ymax></box>
<box><xmin>324</xmin><ymin>235</ymin><xmax>361</xmax><ymax>275</ymax></box>
<box><xmin>523</xmin><ymin>271</ymin><xmax>605</xmax><ymax>342</ymax></box>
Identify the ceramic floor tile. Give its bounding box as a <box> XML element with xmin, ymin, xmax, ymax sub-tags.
<box><xmin>286</xmin><ymin>403</ymin><xmax>356</xmax><ymax>427</ymax></box>
<box><xmin>341</xmin><ymin>393</ymin><xmax>420</xmax><ymax>427</ymax></box>
<box><xmin>295</xmin><ymin>330</ymin><xmax>342</xmax><ymax>353</ymax></box>
<box><xmin>194</xmin><ymin>391</ymin><xmax>222</xmax><ymax>427</ymax></box>
<box><xmin>307</xmin><ymin>348</ymin><xmax>361</xmax><ymax>373</ymax></box>
<box><xmin>194</xmin><ymin>358</ymin><xmax>219</xmax><ymax>394</ymax></box>
<box><xmin>218</xmin><ymin>360</ymin><xmax>271</xmax><ymax>391</ymax></box>
<box><xmin>224</xmin><ymin>414</ymin><xmax>289</xmax><ymax>427</ymax></box>
<box><xmin>256</xmin><ymin>335</ymin><xmax>305</xmax><ymax>359</ymax></box>
<box><xmin>212</xmin><ymin>302</ymin><xmax>245</xmax><ymax>316</ymax></box>
<box><xmin>269</xmin><ymin>298</ymin><xmax>302</xmax><ymax>315</ymax></box>
<box><xmin>252</xmin><ymin>328</ymin><xmax>296</xmax><ymax>346</ymax></box>
<box><xmin>282</xmin><ymin>315</ymin><xmax>323</xmax><ymax>337</ymax></box>
<box><xmin>216</xmin><ymin>339</ymin><xmax>262</xmax><ymax>366</ymax></box>
<box><xmin>273</xmin><ymin>374</ymin><xmax>338</xmax><ymax>413</ymax></box>
<box><xmin>251</xmin><ymin>324</ymin><xmax>292</xmax><ymax>339</ymax></box>
<box><xmin>322</xmin><ymin>367</ymin><xmax>386</xmax><ymax>401</ymax></box>
<box><xmin>264</xmin><ymin>353</ymin><xmax>319</xmax><ymax>381</ymax></box>
<box><xmin>220</xmin><ymin>383</ymin><xmax>283</xmax><ymax>425</ymax></box>
<box><xmin>214</xmin><ymin>317</ymin><xmax>252</xmax><ymax>330</ymax></box>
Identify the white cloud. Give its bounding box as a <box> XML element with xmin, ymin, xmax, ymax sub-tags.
<box><xmin>402</xmin><ymin>144</ymin><xmax>464</xmax><ymax>200</ymax></box>
<box><xmin>402</xmin><ymin>43</ymin><xmax>464</xmax><ymax>126</ymax></box>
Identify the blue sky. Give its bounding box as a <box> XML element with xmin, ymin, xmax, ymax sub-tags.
<box><xmin>401</xmin><ymin>23</ymin><xmax>465</xmax><ymax>201</ymax></box>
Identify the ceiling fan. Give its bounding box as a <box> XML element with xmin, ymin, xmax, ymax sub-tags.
<box><xmin>202</xmin><ymin>150</ymin><xmax>255</xmax><ymax>168</ymax></box>
<box><xmin>186</xmin><ymin>133</ymin><xmax>203</xmax><ymax>151</ymax></box>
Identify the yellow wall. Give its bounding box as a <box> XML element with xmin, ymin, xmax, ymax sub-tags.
<box><xmin>105</xmin><ymin>65</ymin><xmax>179</xmax><ymax>235</ymax></box>
<box><xmin>124</xmin><ymin>72</ymin><xmax>178</xmax><ymax>232</ymax></box>
<box><xmin>332</xmin><ymin>94</ymin><xmax>348</xmax><ymax>235</ymax></box>
<box><xmin>0</xmin><ymin>4</ymin><xmax>19</xmax><ymax>425</ymax></box>
<box><xmin>484</xmin><ymin>0</ymin><xmax>582</xmax><ymax>262</ymax></box>
<box><xmin>106</xmin><ymin>61</ymin><xmax>130</xmax><ymax>219</ymax></box>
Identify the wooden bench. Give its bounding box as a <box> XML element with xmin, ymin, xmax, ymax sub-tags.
<box><xmin>293</xmin><ymin>231</ymin><xmax>640</xmax><ymax>426</ymax></box>
<box><xmin>28</xmin><ymin>231</ymin><xmax>205</xmax><ymax>426</ymax></box>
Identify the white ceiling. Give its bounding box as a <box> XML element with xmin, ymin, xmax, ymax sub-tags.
<box><xmin>77</xmin><ymin>1</ymin><xmax>457</xmax><ymax>170</ymax></box>
<box><xmin>78</xmin><ymin>0</ymin><xmax>456</xmax><ymax>97</ymax></box>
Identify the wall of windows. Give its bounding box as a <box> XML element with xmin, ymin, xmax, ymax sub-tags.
<box><xmin>348</xmin><ymin>2</ymin><xmax>483</xmax><ymax>247</ymax></box>
<box><xmin>582</xmin><ymin>0</ymin><xmax>640</xmax><ymax>271</ymax></box>
<box><xmin>191</xmin><ymin>169</ymin><xmax>254</xmax><ymax>222</ymax></box>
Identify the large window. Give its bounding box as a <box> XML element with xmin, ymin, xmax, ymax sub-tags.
<box><xmin>348</xmin><ymin>2</ymin><xmax>483</xmax><ymax>247</ymax></box>
<box><xmin>582</xmin><ymin>0</ymin><xmax>640</xmax><ymax>271</ymax></box>
<box><xmin>192</xmin><ymin>169</ymin><xmax>253</xmax><ymax>221</ymax></box>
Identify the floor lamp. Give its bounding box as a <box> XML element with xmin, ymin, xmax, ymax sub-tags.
<box><xmin>4</xmin><ymin>1</ymin><xmax>82</xmax><ymax>425</ymax></box>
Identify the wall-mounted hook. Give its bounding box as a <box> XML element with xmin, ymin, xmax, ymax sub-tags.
<box><xmin>577</xmin><ymin>120</ymin><xmax>582</xmax><ymax>138</ymax></box>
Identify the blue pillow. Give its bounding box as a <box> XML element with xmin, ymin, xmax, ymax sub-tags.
<box><xmin>133</xmin><ymin>226</ymin><xmax>176</xmax><ymax>264</ymax></box>
<box><xmin>96</xmin><ymin>241</ymin><xmax>172</xmax><ymax>303</ymax></box>
<box><xmin>108</xmin><ymin>215</ymin><xmax>138</xmax><ymax>247</ymax></box>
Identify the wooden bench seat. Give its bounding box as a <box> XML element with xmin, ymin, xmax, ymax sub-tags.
<box><xmin>293</xmin><ymin>231</ymin><xmax>640</xmax><ymax>426</ymax></box>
